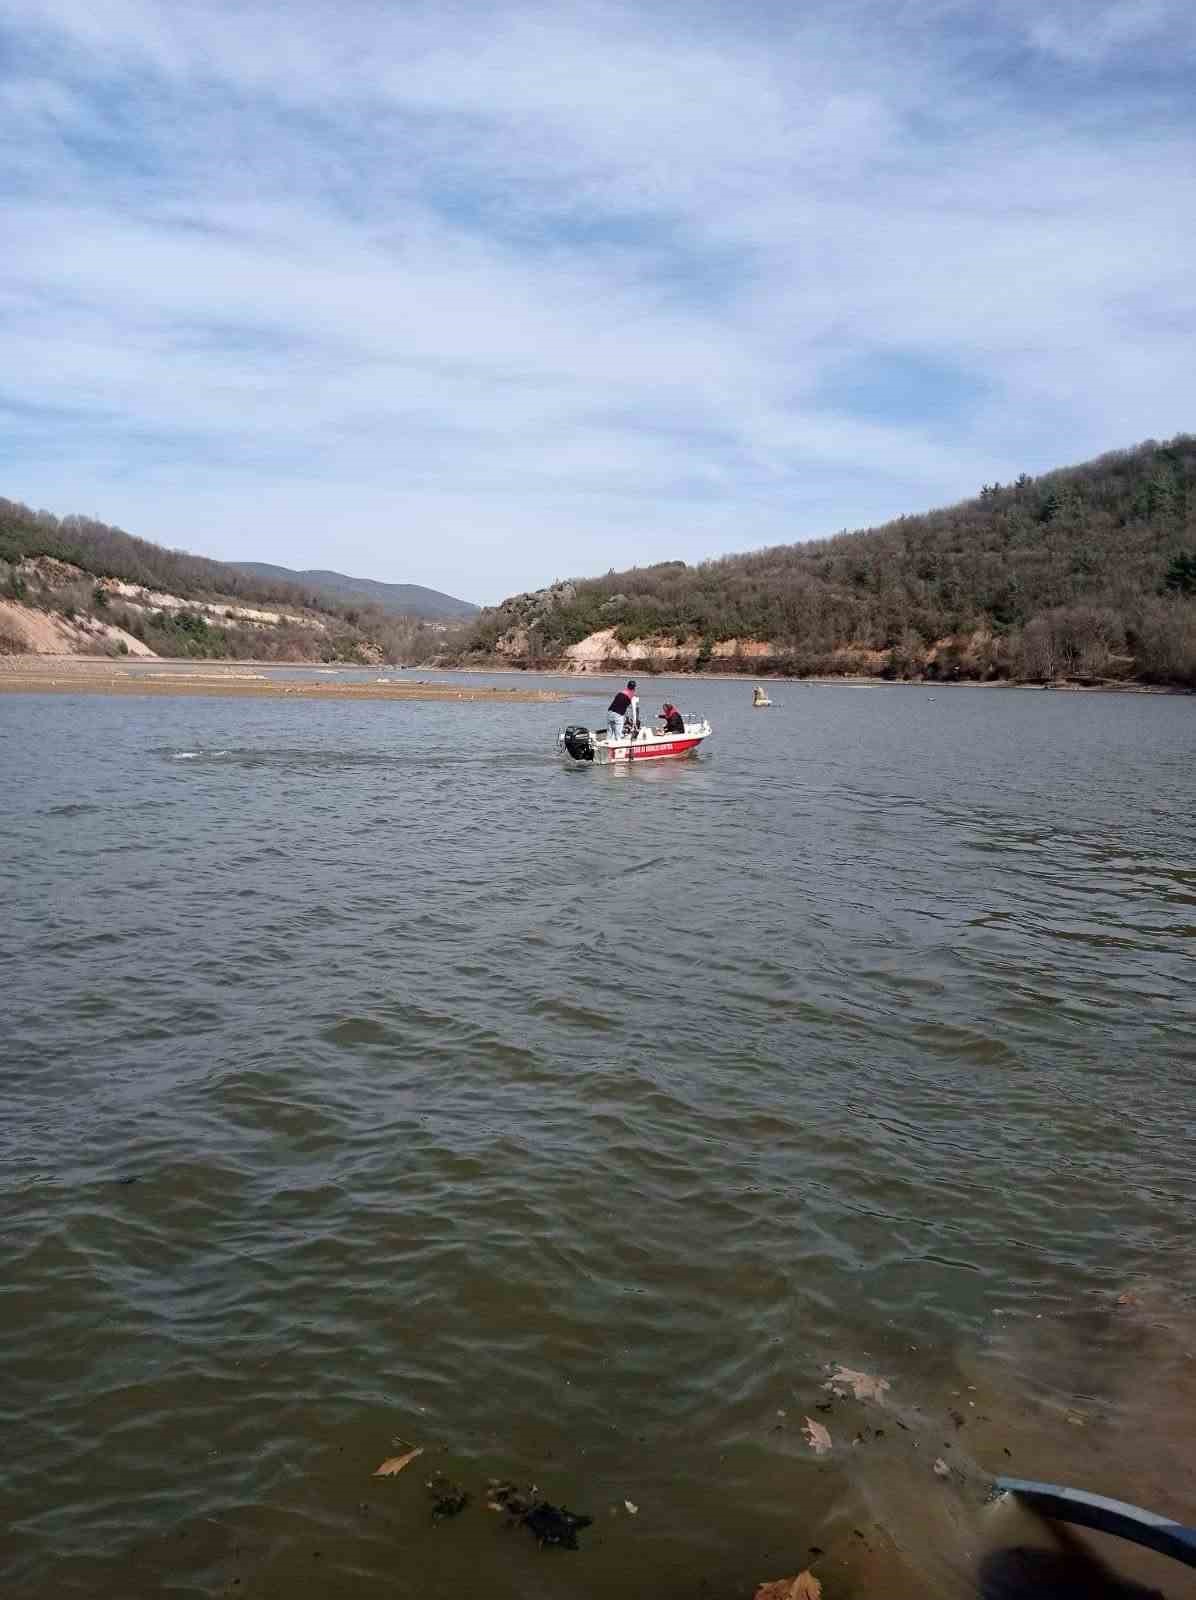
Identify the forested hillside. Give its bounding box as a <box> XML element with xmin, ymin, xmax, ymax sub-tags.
<box><xmin>462</xmin><ymin>436</ymin><xmax>1196</xmax><ymax>685</ymax></box>
<box><xmin>0</xmin><ymin>498</ymin><xmax>461</xmax><ymax>663</ymax></box>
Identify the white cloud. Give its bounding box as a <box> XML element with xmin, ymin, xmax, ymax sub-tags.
<box><xmin>1</xmin><ymin>0</ymin><xmax>1194</xmax><ymax>599</ymax></box>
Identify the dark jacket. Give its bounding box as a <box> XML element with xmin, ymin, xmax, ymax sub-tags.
<box><xmin>663</xmin><ymin>709</ymin><xmax>685</xmax><ymax>733</ymax></box>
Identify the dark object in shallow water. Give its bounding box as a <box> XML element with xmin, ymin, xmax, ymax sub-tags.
<box><xmin>426</xmin><ymin>1475</ymin><xmax>471</xmax><ymax>1521</ymax></box>
<box><xmin>996</xmin><ymin>1477</ymin><xmax>1196</xmax><ymax>1569</ymax></box>
<box><xmin>520</xmin><ymin>1500</ymin><xmax>593</xmax><ymax>1550</ymax></box>
<box><xmin>485</xmin><ymin>1479</ymin><xmax>592</xmax><ymax>1549</ymax></box>
<box><xmin>487</xmin><ymin>1480</ymin><xmax>536</xmax><ymax>1517</ymax></box>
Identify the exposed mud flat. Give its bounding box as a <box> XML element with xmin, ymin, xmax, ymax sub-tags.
<box><xmin>0</xmin><ymin>654</ymin><xmax>564</xmax><ymax>701</ymax></box>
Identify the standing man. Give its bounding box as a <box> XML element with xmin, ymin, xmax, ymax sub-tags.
<box><xmin>607</xmin><ymin>679</ymin><xmax>639</xmax><ymax>741</ymax></box>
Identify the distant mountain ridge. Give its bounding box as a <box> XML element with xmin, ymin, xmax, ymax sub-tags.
<box><xmin>233</xmin><ymin>562</ymin><xmax>477</xmax><ymax>620</ymax></box>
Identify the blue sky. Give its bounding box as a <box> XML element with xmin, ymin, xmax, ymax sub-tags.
<box><xmin>2</xmin><ymin>0</ymin><xmax>1194</xmax><ymax>604</ymax></box>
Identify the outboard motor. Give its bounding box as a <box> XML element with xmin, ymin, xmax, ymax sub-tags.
<box><xmin>562</xmin><ymin>724</ymin><xmax>595</xmax><ymax>762</ymax></box>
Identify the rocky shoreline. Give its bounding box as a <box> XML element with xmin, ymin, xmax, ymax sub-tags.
<box><xmin>438</xmin><ymin>657</ymin><xmax>1190</xmax><ymax>694</ymax></box>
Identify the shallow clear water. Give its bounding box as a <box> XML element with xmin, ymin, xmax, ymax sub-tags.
<box><xmin>2</xmin><ymin>677</ymin><xmax>1194</xmax><ymax>1598</ymax></box>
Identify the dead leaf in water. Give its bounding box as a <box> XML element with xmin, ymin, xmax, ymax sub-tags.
<box><xmin>824</xmin><ymin>1365</ymin><xmax>890</xmax><ymax>1403</ymax></box>
<box><xmin>933</xmin><ymin>1457</ymin><xmax>950</xmax><ymax>1478</ymax></box>
<box><xmin>373</xmin><ymin>1446</ymin><xmax>424</xmax><ymax>1477</ymax></box>
<box><xmin>1116</xmin><ymin>1291</ymin><xmax>1140</xmax><ymax>1308</ymax></box>
<box><xmin>754</xmin><ymin>1572</ymin><xmax>822</xmax><ymax>1600</ymax></box>
<box><xmin>802</xmin><ymin>1417</ymin><xmax>832</xmax><ymax>1455</ymax></box>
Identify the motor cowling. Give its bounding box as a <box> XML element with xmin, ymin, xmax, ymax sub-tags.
<box><xmin>562</xmin><ymin>724</ymin><xmax>595</xmax><ymax>761</ymax></box>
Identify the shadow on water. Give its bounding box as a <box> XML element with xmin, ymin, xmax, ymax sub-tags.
<box><xmin>979</xmin><ymin>1535</ymin><xmax>1166</xmax><ymax>1600</ymax></box>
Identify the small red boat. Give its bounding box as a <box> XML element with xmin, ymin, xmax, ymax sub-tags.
<box><xmin>557</xmin><ymin>715</ymin><xmax>712</xmax><ymax>765</ymax></box>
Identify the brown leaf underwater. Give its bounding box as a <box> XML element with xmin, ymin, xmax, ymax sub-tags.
<box><xmin>802</xmin><ymin>1417</ymin><xmax>833</xmax><ymax>1455</ymax></box>
<box><xmin>824</xmin><ymin>1365</ymin><xmax>890</xmax><ymax>1403</ymax></box>
<box><xmin>373</xmin><ymin>1446</ymin><xmax>424</xmax><ymax>1477</ymax></box>
<box><xmin>754</xmin><ymin>1572</ymin><xmax>822</xmax><ymax>1600</ymax></box>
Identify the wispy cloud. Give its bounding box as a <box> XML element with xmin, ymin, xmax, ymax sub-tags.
<box><xmin>2</xmin><ymin>0</ymin><xmax>1194</xmax><ymax>599</ymax></box>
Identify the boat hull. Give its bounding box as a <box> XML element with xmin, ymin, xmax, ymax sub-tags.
<box><xmin>558</xmin><ymin>720</ymin><xmax>711</xmax><ymax>765</ymax></box>
<box><xmin>595</xmin><ymin>733</ymin><xmax>705</xmax><ymax>763</ymax></box>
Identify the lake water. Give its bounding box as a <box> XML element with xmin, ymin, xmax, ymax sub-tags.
<box><xmin>2</xmin><ymin>675</ymin><xmax>1195</xmax><ymax>1600</ymax></box>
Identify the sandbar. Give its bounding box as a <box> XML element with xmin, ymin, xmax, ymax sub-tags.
<box><xmin>0</xmin><ymin>656</ymin><xmax>565</xmax><ymax>703</ymax></box>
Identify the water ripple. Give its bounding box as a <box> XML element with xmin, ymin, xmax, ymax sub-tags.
<box><xmin>1</xmin><ymin>681</ymin><xmax>1194</xmax><ymax>1597</ymax></box>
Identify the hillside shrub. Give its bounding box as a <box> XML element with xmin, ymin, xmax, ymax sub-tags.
<box><xmin>460</xmin><ymin>434</ymin><xmax>1196</xmax><ymax>685</ymax></box>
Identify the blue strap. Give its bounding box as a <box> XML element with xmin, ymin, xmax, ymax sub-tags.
<box><xmin>996</xmin><ymin>1476</ymin><xmax>1196</xmax><ymax>1569</ymax></box>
